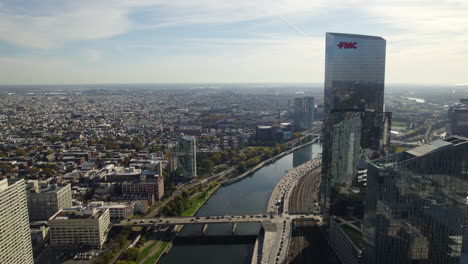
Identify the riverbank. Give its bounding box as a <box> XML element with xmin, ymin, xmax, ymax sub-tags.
<box><xmin>159</xmin><ymin>142</ymin><xmax>322</xmax><ymax>264</ymax></box>
<box><xmin>222</xmin><ymin>138</ymin><xmax>318</xmax><ymax>186</ymax></box>
<box><xmin>153</xmin><ymin>183</ymin><xmax>221</xmax><ymax>263</ymax></box>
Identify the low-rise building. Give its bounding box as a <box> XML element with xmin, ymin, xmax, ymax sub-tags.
<box><xmin>90</xmin><ymin>201</ymin><xmax>134</xmax><ymax>220</ymax></box>
<box><xmin>121</xmin><ymin>174</ymin><xmax>164</xmax><ymax>201</ymax></box>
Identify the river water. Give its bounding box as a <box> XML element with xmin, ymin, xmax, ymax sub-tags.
<box><xmin>160</xmin><ymin>143</ymin><xmax>322</xmax><ymax>264</ymax></box>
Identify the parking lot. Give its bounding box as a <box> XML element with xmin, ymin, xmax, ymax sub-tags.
<box><xmin>35</xmin><ymin>245</ymin><xmax>104</xmax><ymax>264</ymax></box>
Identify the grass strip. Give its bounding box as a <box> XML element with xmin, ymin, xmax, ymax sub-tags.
<box><xmin>143</xmin><ymin>241</ymin><xmax>169</xmax><ymax>264</ymax></box>
<box><xmin>136</xmin><ymin>241</ymin><xmax>158</xmax><ymax>263</ymax></box>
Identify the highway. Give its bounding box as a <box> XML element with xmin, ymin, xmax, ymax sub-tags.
<box><xmin>255</xmin><ymin>158</ymin><xmax>322</xmax><ymax>264</ymax></box>
<box><xmin>288</xmin><ymin>165</ymin><xmax>321</xmax><ymax>214</ymax></box>
<box><xmin>287</xmin><ymin>165</ymin><xmax>323</xmax><ymax>263</ymax></box>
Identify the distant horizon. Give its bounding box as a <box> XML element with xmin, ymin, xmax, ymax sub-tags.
<box><xmin>0</xmin><ymin>82</ymin><xmax>465</xmax><ymax>87</ymax></box>
<box><xmin>0</xmin><ymin>1</ymin><xmax>466</xmax><ymax>84</ymax></box>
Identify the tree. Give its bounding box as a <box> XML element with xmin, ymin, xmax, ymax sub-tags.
<box><xmin>273</xmin><ymin>145</ymin><xmax>281</xmax><ymax>155</ymax></box>
<box><xmin>0</xmin><ymin>164</ymin><xmax>14</xmax><ymax>174</ymax></box>
<box><xmin>118</xmin><ymin>234</ymin><xmax>127</xmax><ymax>247</ymax></box>
<box><xmin>43</xmin><ymin>168</ymin><xmax>55</xmax><ymax>177</ymax></box>
<box><xmin>211</xmin><ymin>153</ymin><xmax>222</xmax><ymax>164</ymax></box>
<box><xmin>116</xmin><ymin>261</ymin><xmax>136</xmax><ymax>264</ymax></box>
<box><xmin>237</xmin><ymin>161</ymin><xmax>247</xmax><ymax>173</ymax></box>
<box><xmin>200</xmin><ymin>159</ymin><xmax>214</xmax><ymax>173</ymax></box>
<box><xmin>17</xmin><ymin>149</ymin><xmax>28</xmax><ymax>157</ymax></box>
<box><xmin>264</xmin><ymin>148</ymin><xmax>273</xmax><ymax>159</ymax></box>
<box><xmin>123</xmin><ymin>247</ymin><xmax>139</xmax><ymax>261</ymax></box>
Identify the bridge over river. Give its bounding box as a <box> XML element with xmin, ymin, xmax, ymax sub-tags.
<box><xmin>117</xmin><ymin>157</ymin><xmax>323</xmax><ymax>264</ymax></box>
<box><xmin>115</xmin><ymin>213</ymin><xmax>321</xmax><ymax>236</ymax></box>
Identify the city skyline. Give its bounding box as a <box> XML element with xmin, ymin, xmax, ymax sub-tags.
<box><xmin>0</xmin><ymin>1</ymin><xmax>467</xmax><ymax>85</ymax></box>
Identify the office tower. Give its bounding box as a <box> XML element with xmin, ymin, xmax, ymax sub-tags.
<box><xmin>321</xmin><ymin>33</ymin><xmax>389</xmax><ymax>213</ymax></box>
<box><xmin>170</xmin><ymin>135</ymin><xmax>197</xmax><ymax>179</ymax></box>
<box><xmin>27</xmin><ymin>183</ymin><xmax>73</xmax><ymax>221</ymax></box>
<box><xmin>49</xmin><ymin>206</ymin><xmax>110</xmax><ymax>248</ymax></box>
<box><xmin>448</xmin><ymin>99</ymin><xmax>468</xmax><ymax>137</ymax></box>
<box><xmin>294</xmin><ymin>96</ymin><xmax>315</xmax><ymax>130</ymax></box>
<box><xmin>0</xmin><ymin>179</ymin><xmax>34</xmax><ymax>264</ymax></box>
<box><xmin>463</xmin><ymin>197</ymin><xmax>468</xmax><ymax>253</ymax></box>
<box><xmin>363</xmin><ymin>136</ymin><xmax>468</xmax><ymax>264</ymax></box>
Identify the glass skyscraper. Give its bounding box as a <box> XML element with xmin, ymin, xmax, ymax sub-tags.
<box><xmin>294</xmin><ymin>96</ymin><xmax>315</xmax><ymax>130</ymax></box>
<box><xmin>321</xmin><ymin>33</ymin><xmax>389</xmax><ymax>214</ymax></box>
<box><xmin>363</xmin><ymin>136</ymin><xmax>468</xmax><ymax>263</ymax></box>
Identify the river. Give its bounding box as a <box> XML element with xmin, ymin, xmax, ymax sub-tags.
<box><xmin>160</xmin><ymin>143</ymin><xmax>323</xmax><ymax>264</ymax></box>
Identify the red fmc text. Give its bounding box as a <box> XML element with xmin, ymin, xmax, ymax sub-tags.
<box><xmin>337</xmin><ymin>42</ymin><xmax>357</xmax><ymax>49</ymax></box>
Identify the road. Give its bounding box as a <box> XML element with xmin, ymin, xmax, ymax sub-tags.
<box><xmin>254</xmin><ymin>158</ymin><xmax>322</xmax><ymax>264</ymax></box>
<box><xmin>288</xmin><ymin>165</ymin><xmax>321</xmax><ymax>214</ymax></box>
<box><xmin>286</xmin><ymin>165</ymin><xmax>325</xmax><ymax>263</ymax></box>
<box><xmin>115</xmin><ymin>214</ymin><xmax>321</xmax><ymax>227</ymax></box>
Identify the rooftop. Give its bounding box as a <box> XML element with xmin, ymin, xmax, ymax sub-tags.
<box><xmin>27</xmin><ymin>183</ymin><xmax>69</xmax><ymax>194</ymax></box>
<box><xmin>50</xmin><ymin>206</ymin><xmax>104</xmax><ymax>220</ymax></box>
<box><xmin>326</xmin><ymin>32</ymin><xmax>385</xmax><ymax>41</ymax></box>
<box><xmin>373</xmin><ymin>136</ymin><xmax>468</xmax><ymax>167</ymax></box>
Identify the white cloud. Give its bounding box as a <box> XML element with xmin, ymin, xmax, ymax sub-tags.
<box><xmin>0</xmin><ymin>1</ymin><xmax>132</xmax><ymax>49</ymax></box>
<box><xmin>0</xmin><ymin>0</ymin><xmax>467</xmax><ymax>84</ymax></box>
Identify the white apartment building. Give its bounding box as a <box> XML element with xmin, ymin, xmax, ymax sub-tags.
<box><xmin>0</xmin><ymin>178</ymin><xmax>34</xmax><ymax>264</ymax></box>
<box><xmin>27</xmin><ymin>182</ymin><xmax>73</xmax><ymax>221</ymax></box>
<box><xmin>49</xmin><ymin>206</ymin><xmax>110</xmax><ymax>248</ymax></box>
<box><xmin>90</xmin><ymin>201</ymin><xmax>134</xmax><ymax>220</ymax></box>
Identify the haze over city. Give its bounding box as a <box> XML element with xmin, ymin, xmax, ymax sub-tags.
<box><xmin>1</xmin><ymin>1</ymin><xmax>468</xmax><ymax>264</ymax></box>
<box><xmin>0</xmin><ymin>0</ymin><xmax>467</xmax><ymax>85</ymax></box>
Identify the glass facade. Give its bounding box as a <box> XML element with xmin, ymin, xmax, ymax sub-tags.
<box><xmin>363</xmin><ymin>136</ymin><xmax>468</xmax><ymax>263</ymax></box>
<box><xmin>448</xmin><ymin>99</ymin><xmax>468</xmax><ymax>138</ymax></box>
<box><xmin>171</xmin><ymin>136</ymin><xmax>197</xmax><ymax>179</ymax></box>
<box><xmin>321</xmin><ymin>33</ymin><xmax>388</xmax><ymax>213</ymax></box>
<box><xmin>294</xmin><ymin>96</ymin><xmax>315</xmax><ymax>130</ymax></box>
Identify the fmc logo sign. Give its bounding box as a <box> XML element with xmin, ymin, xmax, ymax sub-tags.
<box><xmin>337</xmin><ymin>42</ymin><xmax>357</xmax><ymax>49</ymax></box>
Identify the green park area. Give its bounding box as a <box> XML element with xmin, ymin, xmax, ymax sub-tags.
<box><xmin>160</xmin><ymin>182</ymin><xmax>219</xmax><ymax>217</ymax></box>
<box><xmin>391</xmin><ymin>121</ymin><xmax>408</xmax><ymax>131</ymax></box>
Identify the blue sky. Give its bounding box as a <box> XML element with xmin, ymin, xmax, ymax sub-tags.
<box><xmin>0</xmin><ymin>0</ymin><xmax>467</xmax><ymax>85</ymax></box>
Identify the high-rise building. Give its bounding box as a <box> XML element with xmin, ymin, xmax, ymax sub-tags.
<box><xmin>448</xmin><ymin>99</ymin><xmax>468</xmax><ymax>137</ymax></box>
<box><xmin>294</xmin><ymin>96</ymin><xmax>315</xmax><ymax>130</ymax></box>
<box><xmin>170</xmin><ymin>135</ymin><xmax>197</xmax><ymax>179</ymax></box>
<box><xmin>0</xmin><ymin>178</ymin><xmax>34</xmax><ymax>264</ymax></box>
<box><xmin>27</xmin><ymin>183</ymin><xmax>73</xmax><ymax>221</ymax></box>
<box><xmin>321</xmin><ymin>33</ymin><xmax>390</xmax><ymax>213</ymax></box>
<box><xmin>363</xmin><ymin>136</ymin><xmax>468</xmax><ymax>264</ymax></box>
